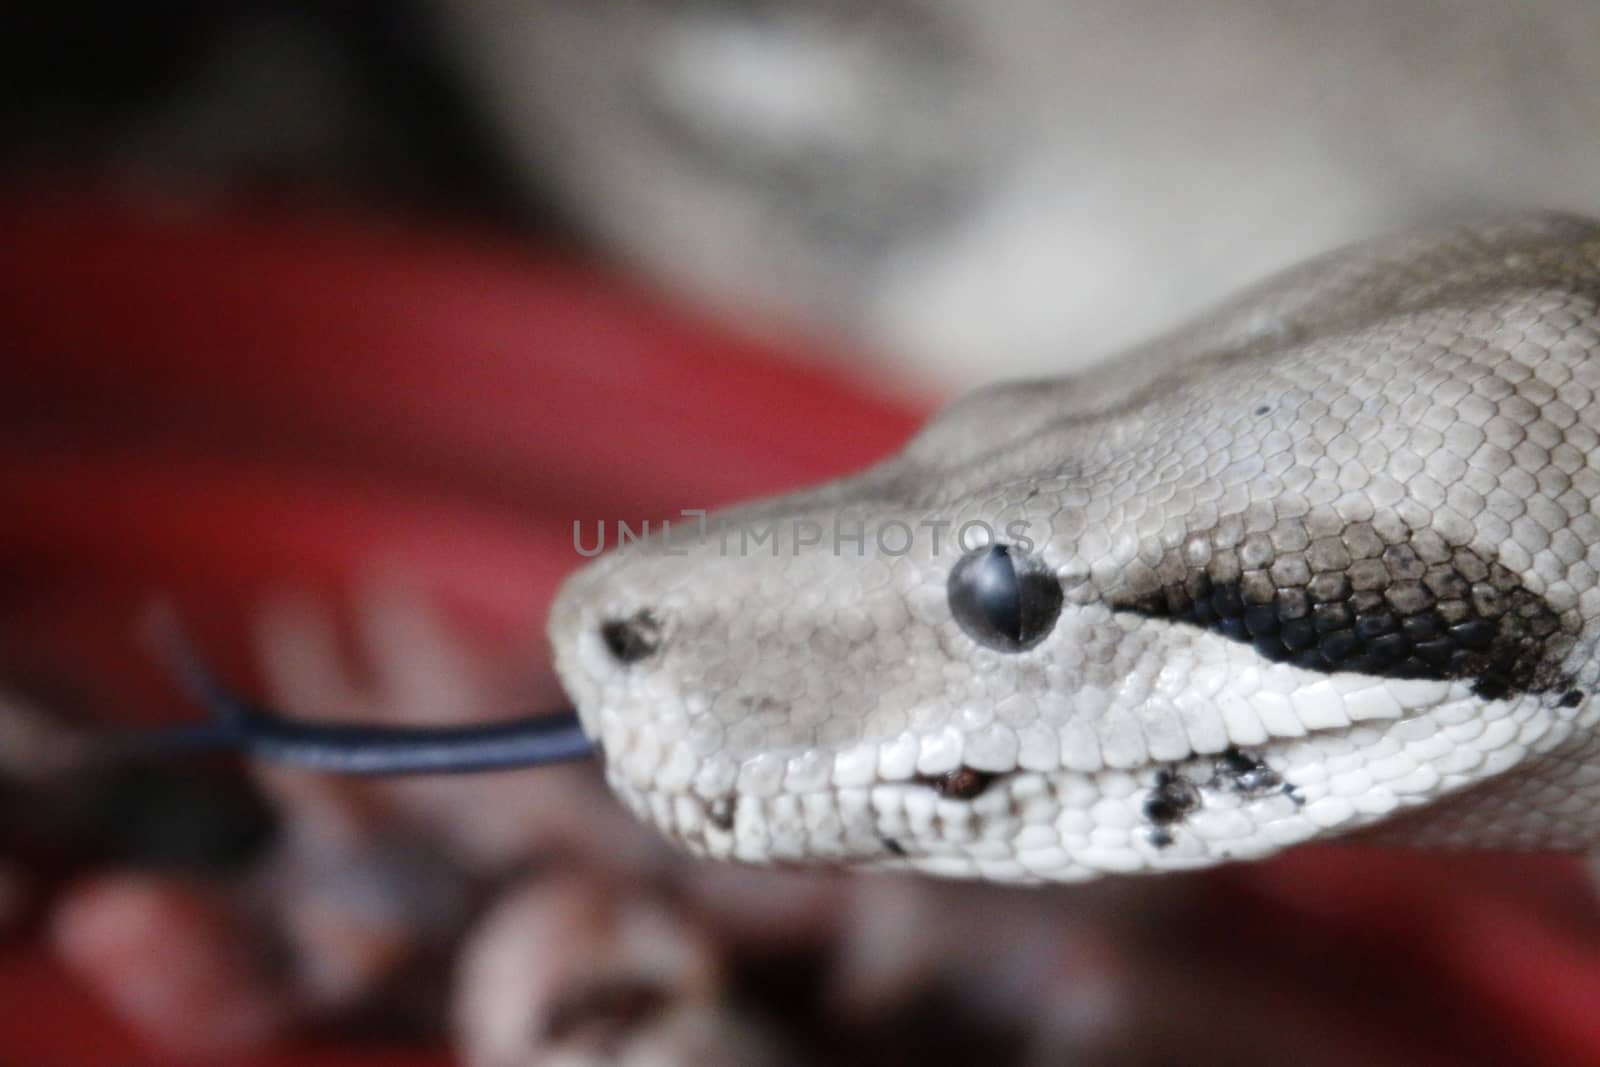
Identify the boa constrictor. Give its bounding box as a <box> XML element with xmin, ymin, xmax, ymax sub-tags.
<box><xmin>549</xmin><ymin>214</ymin><xmax>1600</xmax><ymax>883</ymax></box>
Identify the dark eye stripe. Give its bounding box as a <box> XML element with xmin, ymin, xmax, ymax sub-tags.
<box><xmin>1109</xmin><ymin>517</ymin><xmax>1574</xmax><ymax>700</ymax></box>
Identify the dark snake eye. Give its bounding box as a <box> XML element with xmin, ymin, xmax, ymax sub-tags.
<box><xmin>947</xmin><ymin>544</ymin><xmax>1063</xmax><ymax>652</ymax></box>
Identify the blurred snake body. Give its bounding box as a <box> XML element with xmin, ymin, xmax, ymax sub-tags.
<box><xmin>549</xmin><ymin>214</ymin><xmax>1600</xmax><ymax>883</ymax></box>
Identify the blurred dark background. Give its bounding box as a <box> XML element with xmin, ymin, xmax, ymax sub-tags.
<box><xmin>1</xmin><ymin>5</ymin><xmax>540</xmax><ymax>222</ymax></box>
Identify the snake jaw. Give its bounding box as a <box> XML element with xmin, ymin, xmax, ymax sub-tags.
<box><xmin>583</xmin><ymin>670</ymin><xmax>1599</xmax><ymax>883</ymax></box>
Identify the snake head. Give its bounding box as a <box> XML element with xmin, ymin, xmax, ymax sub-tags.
<box><xmin>550</xmin><ymin>215</ymin><xmax>1600</xmax><ymax>881</ymax></box>
<box><xmin>548</xmin><ymin>467</ymin><xmax>1139</xmax><ymax>878</ymax></box>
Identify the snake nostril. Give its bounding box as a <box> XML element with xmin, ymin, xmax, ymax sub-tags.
<box><xmin>599</xmin><ymin>610</ymin><xmax>662</xmax><ymax>664</ymax></box>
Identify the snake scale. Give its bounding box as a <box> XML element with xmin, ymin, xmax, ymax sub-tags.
<box><xmin>549</xmin><ymin>213</ymin><xmax>1600</xmax><ymax>883</ymax></box>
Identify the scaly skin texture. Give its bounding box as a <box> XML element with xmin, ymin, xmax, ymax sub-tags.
<box><xmin>550</xmin><ymin>214</ymin><xmax>1600</xmax><ymax>883</ymax></box>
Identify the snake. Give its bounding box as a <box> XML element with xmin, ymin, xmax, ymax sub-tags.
<box><xmin>544</xmin><ymin>212</ymin><xmax>1600</xmax><ymax>883</ymax></box>
<box><xmin>133</xmin><ymin>213</ymin><xmax>1600</xmax><ymax>886</ymax></box>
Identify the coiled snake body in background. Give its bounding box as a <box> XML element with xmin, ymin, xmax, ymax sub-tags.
<box><xmin>550</xmin><ymin>214</ymin><xmax>1600</xmax><ymax>883</ymax></box>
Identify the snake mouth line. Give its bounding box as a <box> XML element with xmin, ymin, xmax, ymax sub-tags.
<box><xmin>642</xmin><ymin>740</ymin><xmax>1308</xmax><ymax>864</ymax></box>
<box><xmin>606</xmin><ymin>679</ymin><xmax>1528</xmax><ymax>879</ymax></box>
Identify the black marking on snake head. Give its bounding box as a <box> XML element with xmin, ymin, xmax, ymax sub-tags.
<box><xmin>1143</xmin><ymin>769</ymin><xmax>1201</xmax><ymax>848</ymax></box>
<box><xmin>706</xmin><ymin>797</ymin><xmax>736</xmax><ymax>832</ymax></box>
<box><xmin>1111</xmin><ymin>514</ymin><xmax>1576</xmax><ymax>700</ymax></box>
<box><xmin>1213</xmin><ymin>747</ymin><xmax>1284</xmax><ymax>797</ymax></box>
<box><xmin>881</xmin><ymin>836</ymin><xmax>908</xmax><ymax>857</ymax></box>
<box><xmin>918</xmin><ymin>765</ymin><xmax>997</xmax><ymax>800</ymax></box>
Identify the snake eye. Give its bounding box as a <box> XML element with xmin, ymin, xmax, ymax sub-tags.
<box><xmin>947</xmin><ymin>544</ymin><xmax>1063</xmax><ymax>652</ymax></box>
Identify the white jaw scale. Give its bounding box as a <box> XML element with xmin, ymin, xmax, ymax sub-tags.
<box><xmin>550</xmin><ymin>214</ymin><xmax>1600</xmax><ymax>883</ymax></box>
<box><xmin>568</xmin><ymin>625</ymin><xmax>1594</xmax><ymax>883</ymax></box>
